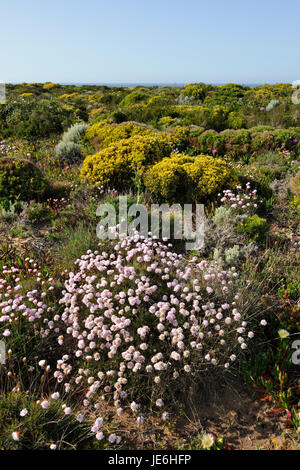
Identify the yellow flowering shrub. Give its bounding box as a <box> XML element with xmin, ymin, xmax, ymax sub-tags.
<box><xmin>81</xmin><ymin>134</ymin><xmax>176</xmax><ymax>189</ymax></box>
<box><xmin>20</xmin><ymin>93</ymin><xmax>34</xmax><ymax>97</ymax></box>
<box><xmin>85</xmin><ymin>121</ymin><xmax>155</xmax><ymax>149</ymax></box>
<box><xmin>43</xmin><ymin>83</ymin><xmax>56</xmax><ymax>90</ymax></box>
<box><xmin>144</xmin><ymin>154</ymin><xmax>237</xmax><ymax>203</ymax></box>
<box><xmin>159</xmin><ymin>116</ymin><xmax>176</xmax><ymax>127</ymax></box>
<box><xmin>88</xmin><ymin>108</ymin><xmax>108</xmax><ymax>121</ymax></box>
<box><xmin>59</xmin><ymin>92</ymin><xmax>80</xmax><ymax>100</ymax></box>
<box><xmin>168</xmin><ymin>126</ymin><xmax>190</xmax><ymax>149</ymax></box>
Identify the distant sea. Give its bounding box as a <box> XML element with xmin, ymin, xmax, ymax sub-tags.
<box><xmin>62</xmin><ymin>82</ymin><xmax>265</xmax><ymax>88</ymax></box>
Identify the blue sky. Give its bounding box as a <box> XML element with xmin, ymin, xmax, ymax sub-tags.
<box><xmin>1</xmin><ymin>0</ymin><xmax>299</xmax><ymax>84</ymax></box>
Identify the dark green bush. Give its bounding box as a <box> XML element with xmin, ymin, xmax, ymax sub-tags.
<box><xmin>0</xmin><ymin>99</ymin><xmax>73</xmax><ymax>139</ymax></box>
<box><xmin>0</xmin><ymin>157</ymin><xmax>49</xmax><ymax>201</ymax></box>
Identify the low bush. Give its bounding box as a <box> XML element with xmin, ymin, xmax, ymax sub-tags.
<box><xmin>53</xmin><ymin>234</ymin><xmax>265</xmax><ymax>414</ymax></box>
<box><xmin>144</xmin><ymin>154</ymin><xmax>237</xmax><ymax>203</ymax></box>
<box><xmin>85</xmin><ymin>121</ymin><xmax>154</xmax><ymax>149</ymax></box>
<box><xmin>0</xmin><ymin>99</ymin><xmax>73</xmax><ymax>139</ymax></box>
<box><xmin>119</xmin><ymin>90</ymin><xmax>150</xmax><ymax>107</ymax></box>
<box><xmin>238</xmin><ymin>214</ymin><xmax>269</xmax><ymax>243</ymax></box>
<box><xmin>197</xmin><ymin>127</ymin><xmax>300</xmax><ymax>160</ymax></box>
<box><xmin>81</xmin><ymin>134</ymin><xmax>178</xmax><ymax>189</ymax></box>
<box><xmin>0</xmin><ymin>157</ymin><xmax>49</xmax><ymax>201</ymax></box>
<box><xmin>55</xmin><ymin>123</ymin><xmax>88</xmax><ymax>165</ymax></box>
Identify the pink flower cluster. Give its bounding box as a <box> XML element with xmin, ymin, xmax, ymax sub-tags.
<box><xmin>0</xmin><ymin>140</ymin><xmax>18</xmax><ymax>156</ymax></box>
<box><xmin>218</xmin><ymin>183</ymin><xmax>262</xmax><ymax>215</ymax></box>
<box><xmin>48</xmin><ymin>232</ymin><xmax>265</xmax><ymax>418</ymax></box>
<box><xmin>0</xmin><ymin>259</ymin><xmax>54</xmax><ymax>338</ymax></box>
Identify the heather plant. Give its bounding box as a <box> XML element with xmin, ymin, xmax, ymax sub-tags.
<box><xmin>181</xmin><ymin>83</ymin><xmax>211</xmax><ymax>101</ymax></box>
<box><xmin>197</xmin><ymin>127</ymin><xmax>300</xmax><ymax>160</ymax></box>
<box><xmin>119</xmin><ymin>90</ymin><xmax>150</xmax><ymax>107</ymax></box>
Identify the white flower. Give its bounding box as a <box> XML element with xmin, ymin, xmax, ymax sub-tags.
<box><xmin>20</xmin><ymin>409</ymin><xmax>28</xmax><ymax>417</ymax></box>
<box><xmin>40</xmin><ymin>400</ymin><xmax>50</xmax><ymax>409</ymax></box>
<box><xmin>278</xmin><ymin>329</ymin><xmax>289</xmax><ymax>339</ymax></box>
<box><xmin>12</xmin><ymin>431</ymin><xmax>20</xmax><ymax>441</ymax></box>
<box><xmin>50</xmin><ymin>443</ymin><xmax>57</xmax><ymax>450</ymax></box>
<box><xmin>201</xmin><ymin>433</ymin><xmax>214</xmax><ymax>449</ymax></box>
<box><xmin>130</xmin><ymin>401</ymin><xmax>138</xmax><ymax>412</ymax></box>
<box><xmin>108</xmin><ymin>433</ymin><xmax>116</xmax><ymax>443</ymax></box>
<box><xmin>137</xmin><ymin>415</ymin><xmax>144</xmax><ymax>424</ymax></box>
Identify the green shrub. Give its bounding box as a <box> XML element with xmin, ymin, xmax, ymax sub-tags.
<box><xmin>197</xmin><ymin>127</ymin><xmax>300</xmax><ymax>159</ymax></box>
<box><xmin>119</xmin><ymin>90</ymin><xmax>150</xmax><ymax>107</ymax></box>
<box><xmin>55</xmin><ymin>123</ymin><xmax>88</xmax><ymax>165</ymax></box>
<box><xmin>203</xmin><ymin>83</ymin><xmax>248</xmax><ymax>108</ymax></box>
<box><xmin>238</xmin><ymin>214</ymin><xmax>269</xmax><ymax>243</ymax></box>
<box><xmin>181</xmin><ymin>83</ymin><xmax>211</xmax><ymax>101</ymax></box>
<box><xmin>0</xmin><ymin>158</ymin><xmax>49</xmax><ymax>201</ymax></box>
<box><xmin>0</xmin><ymin>99</ymin><xmax>73</xmax><ymax>139</ymax></box>
<box><xmin>227</xmin><ymin>111</ymin><xmax>247</xmax><ymax>129</ymax></box>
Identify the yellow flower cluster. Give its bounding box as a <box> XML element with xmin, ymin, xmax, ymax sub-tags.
<box><xmin>81</xmin><ymin>134</ymin><xmax>176</xmax><ymax>189</ymax></box>
<box><xmin>85</xmin><ymin>121</ymin><xmax>155</xmax><ymax>149</ymax></box>
<box><xmin>86</xmin><ymin>121</ymin><xmax>189</xmax><ymax>150</ymax></box>
<box><xmin>59</xmin><ymin>92</ymin><xmax>80</xmax><ymax>100</ymax></box>
<box><xmin>144</xmin><ymin>154</ymin><xmax>237</xmax><ymax>203</ymax></box>
<box><xmin>43</xmin><ymin>83</ymin><xmax>56</xmax><ymax>90</ymax></box>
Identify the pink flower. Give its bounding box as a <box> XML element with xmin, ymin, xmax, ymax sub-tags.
<box><xmin>29</xmin><ymin>200</ymin><xmax>34</xmax><ymax>204</ymax></box>
<box><xmin>212</xmin><ymin>149</ymin><xmax>217</xmax><ymax>155</ymax></box>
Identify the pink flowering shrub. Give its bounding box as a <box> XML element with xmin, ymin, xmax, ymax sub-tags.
<box><xmin>0</xmin><ymin>259</ymin><xmax>122</xmax><ymax>448</ymax></box>
<box><xmin>51</xmin><ymin>232</ymin><xmax>264</xmax><ymax>419</ymax></box>
<box><xmin>218</xmin><ymin>182</ymin><xmax>262</xmax><ymax>216</ymax></box>
<box><xmin>0</xmin><ymin>258</ymin><xmax>57</xmax><ymax>388</ymax></box>
<box><xmin>0</xmin><ymin>259</ymin><xmax>54</xmax><ymax>339</ymax></box>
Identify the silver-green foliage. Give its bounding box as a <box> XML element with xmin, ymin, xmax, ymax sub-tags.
<box><xmin>55</xmin><ymin>123</ymin><xmax>88</xmax><ymax>165</ymax></box>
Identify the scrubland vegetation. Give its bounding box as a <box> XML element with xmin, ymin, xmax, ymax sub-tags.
<box><xmin>0</xmin><ymin>82</ymin><xmax>299</xmax><ymax>450</ymax></box>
